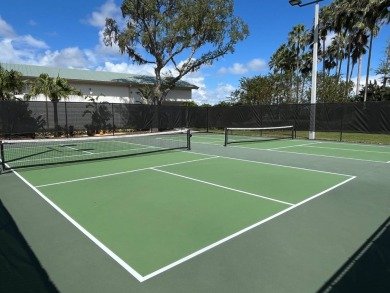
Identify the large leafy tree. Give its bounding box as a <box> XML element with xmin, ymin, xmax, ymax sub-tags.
<box><xmin>231</xmin><ymin>75</ymin><xmax>274</xmax><ymax>105</ymax></box>
<box><xmin>104</xmin><ymin>0</ymin><xmax>249</xmax><ymax>105</ymax></box>
<box><xmin>25</xmin><ymin>74</ymin><xmax>82</xmax><ymax>134</ymax></box>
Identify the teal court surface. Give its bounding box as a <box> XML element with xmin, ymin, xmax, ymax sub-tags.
<box><xmin>1</xmin><ymin>132</ymin><xmax>389</xmax><ymax>293</ymax></box>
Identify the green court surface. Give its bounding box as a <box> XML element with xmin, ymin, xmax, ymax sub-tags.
<box><xmin>1</xmin><ymin>133</ymin><xmax>389</xmax><ymax>293</ymax></box>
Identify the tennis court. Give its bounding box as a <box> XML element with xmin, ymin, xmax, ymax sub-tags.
<box><xmin>1</xmin><ymin>130</ymin><xmax>389</xmax><ymax>292</ymax></box>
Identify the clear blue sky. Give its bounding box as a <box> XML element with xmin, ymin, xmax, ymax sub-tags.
<box><xmin>0</xmin><ymin>0</ymin><xmax>388</xmax><ymax>104</ymax></box>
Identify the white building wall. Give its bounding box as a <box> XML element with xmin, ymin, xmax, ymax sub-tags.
<box><xmin>21</xmin><ymin>80</ymin><xmax>193</xmax><ymax>104</ymax></box>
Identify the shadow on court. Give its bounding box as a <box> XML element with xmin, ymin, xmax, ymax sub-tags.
<box><xmin>318</xmin><ymin>216</ymin><xmax>390</xmax><ymax>293</ymax></box>
<box><xmin>0</xmin><ymin>199</ymin><xmax>59</xmax><ymax>293</ymax></box>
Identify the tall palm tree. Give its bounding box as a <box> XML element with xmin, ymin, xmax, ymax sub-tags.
<box><xmin>269</xmin><ymin>44</ymin><xmax>294</xmax><ymax>74</ymax></box>
<box><xmin>333</xmin><ymin>0</ymin><xmax>361</xmax><ymax>87</ymax></box>
<box><xmin>319</xmin><ymin>5</ymin><xmax>334</xmax><ymax>83</ymax></box>
<box><xmin>25</xmin><ymin>73</ymin><xmax>81</xmax><ymax>134</ymax></box>
<box><xmin>288</xmin><ymin>24</ymin><xmax>308</xmax><ymax>103</ymax></box>
<box><xmin>328</xmin><ymin>33</ymin><xmax>348</xmax><ymax>78</ymax></box>
<box><xmin>361</xmin><ymin>0</ymin><xmax>390</xmax><ymax>101</ymax></box>
<box><xmin>269</xmin><ymin>44</ymin><xmax>296</xmax><ymax>102</ymax></box>
<box><xmin>350</xmin><ymin>28</ymin><xmax>369</xmax><ymax>94</ymax></box>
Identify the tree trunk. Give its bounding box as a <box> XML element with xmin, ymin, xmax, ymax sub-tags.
<box><xmin>356</xmin><ymin>55</ymin><xmax>362</xmax><ymax>96</ymax></box>
<box><xmin>364</xmin><ymin>33</ymin><xmax>374</xmax><ymax>102</ymax></box>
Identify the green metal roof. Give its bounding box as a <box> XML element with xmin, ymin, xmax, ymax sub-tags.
<box><xmin>0</xmin><ymin>63</ymin><xmax>198</xmax><ymax>90</ymax></box>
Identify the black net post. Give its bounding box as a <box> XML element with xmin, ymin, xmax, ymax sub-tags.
<box><xmin>0</xmin><ymin>141</ymin><xmax>5</xmax><ymax>172</ymax></box>
<box><xmin>187</xmin><ymin>129</ymin><xmax>191</xmax><ymax>150</ymax></box>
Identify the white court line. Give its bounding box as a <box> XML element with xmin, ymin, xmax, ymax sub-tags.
<box><xmin>139</xmin><ymin>173</ymin><xmax>356</xmax><ymax>282</ymax></box>
<box><xmin>302</xmin><ymin>145</ymin><xmax>390</xmax><ymax>154</ymax></box>
<box><xmin>36</xmin><ymin>156</ymin><xmax>219</xmax><ymax>188</ymax></box>
<box><xmin>12</xmin><ymin>170</ymin><xmax>145</xmax><ymax>282</ymax></box>
<box><xmin>269</xmin><ymin>141</ymin><xmax>322</xmax><ymax>150</ymax></box>
<box><xmin>189</xmin><ymin>150</ymin><xmax>353</xmax><ymax>177</ymax></box>
<box><xmin>194</xmin><ymin>139</ymin><xmax>390</xmax><ymax>163</ymax></box>
<box><xmin>12</xmin><ymin>153</ymin><xmax>357</xmax><ymax>283</ymax></box>
<box><xmin>222</xmin><ymin>144</ymin><xmax>389</xmax><ymax>164</ymax></box>
<box><xmin>151</xmin><ymin>168</ymin><xmax>294</xmax><ymax>206</ymax></box>
<box><xmin>62</xmin><ymin>145</ymin><xmax>94</xmax><ymax>155</ymax></box>
<box><xmin>269</xmin><ymin>149</ymin><xmax>389</xmax><ymax>164</ymax></box>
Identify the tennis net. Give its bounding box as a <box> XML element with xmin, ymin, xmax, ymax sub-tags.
<box><xmin>224</xmin><ymin>126</ymin><xmax>295</xmax><ymax>146</ymax></box>
<box><xmin>1</xmin><ymin>129</ymin><xmax>191</xmax><ymax>170</ymax></box>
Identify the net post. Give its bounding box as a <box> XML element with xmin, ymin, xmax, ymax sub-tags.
<box><xmin>224</xmin><ymin>128</ymin><xmax>228</xmax><ymax>146</ymax></box>
<box><xmin>187</xmin><ymin>129</ymin><xmax>191</xmax><ymax>150</ymax></box>
<box><xmin>0</xmin><ymin>141</ymin><xmax>5</xmax><ymax>172</ymax></box>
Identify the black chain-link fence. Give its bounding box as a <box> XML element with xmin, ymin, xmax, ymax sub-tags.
<box><xmin>1</xmin><ymin>100</ymin><xmax>389</xmax><ymax>140</ymax></box>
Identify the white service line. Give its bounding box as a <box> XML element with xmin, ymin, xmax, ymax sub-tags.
<box><xmin>269</xmin><ymin>141</ymin><xmax>322</xmax><ymax>150</ymax></box>
<box><xmin>302</xmin><ymin>145</ymin><xmax>390</xmax><ymax>154</ymax></box>
<box><xmin>189</xmin><ymin>150</ymin><xmax>353</xmax><ymax>177</ymax></box>
<box><xmin>36</xmin><ymin>156</ymin><xmax>219</xmax><ymax>188</ymax></box>
<box><xmin>151</xmin><ymin>168</ymin><xmax>294</xmax><ymax>206</ymax></box>
<box><xmin>140</xmin><ymin>174</ymin><xmax>357</xmax><ymax>282</ymax></box>
<box><xmin>12</xmin><ymin>170</ymin><xmax>145</xmax><ymax>282</ymax></box>
<box><xmin>62</xmin><ymin>145</ymin><xmax>94</xmax><ymax>155</ymax></box>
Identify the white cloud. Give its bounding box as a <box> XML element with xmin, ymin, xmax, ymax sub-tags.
<box><xmin>17</xmin><ymin>35</ymin><xmax>49</xmax><ymax>49</ymax></box>
<box><xmin>248</xmin><ymin>58</ymin><xmax>267</xmax><ymax>71</ymax></box>
<box><xmin>189</xmin><ymin>76</ymin><xmax>236</xmax><ymax>105</ymax></box>
<box><xmin>325</xmin><ymin>32</ymin><xmax>335</xmax><ymax>49</ymax></box>
<box><xmin>219</xmin><ymin>62</ymin><xmax>248</xmax><ymax>75</ymax></box>
<box><xmin>350</xmin><ymin>74</ymin><xmax>384</xmax><ymax>95</ymax></box>
<box><xmin>84</xmin><ymin>0</ymin><xmax>121</xmax><ymax>28</ymax></box>
<box><xmin>97</xmin><ymin>61</ymin><xmax>155</xmax><ymax>75</ymax></box>
<box><xmin>93</xmin><ymin>29</ymin><xmax>123</xmax><ymax>58</ymax></box>
<box><xmin>37</xmin><ymin>47</ymin><xmax>90</xmax><ymax>68</ymax></box>
<box><xmin>0</xmin><ymin>16</ymin><xmax>15</xmax><ymax>38</ymax></box>
<box><xmin>0</xmin><ymin>39</ymin><xmax>24</xmax><ymax>63</ymax></box>
<box><xmin>218</xmin><ymin>58</ymin><xmax>267</xmax><ymax>75</ymax></box>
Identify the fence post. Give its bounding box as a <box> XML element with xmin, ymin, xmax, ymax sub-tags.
<box><xmin>339</xmin><ymin>103</ymin><xmax>345</xmax><ymax>142</ymax></box>
<box><xmin>111</xmin><ymin>103</ymin><xmax>115</xmax><ymax>136</ymax></box>
<box><xmin>65</xmin><ymin>101</ymin><xmax>68</xmax><ymax>138</ymax></box>
<box><xmin>206</xmin><ymin>106</ymin><xmax>209</xmax><ymax>133</ymax></box>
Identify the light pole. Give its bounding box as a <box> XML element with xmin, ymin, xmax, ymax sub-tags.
<box><xmin>289</xmin><ymin>0</ymin><xmax>323</xmax><ymax>140</ymax></box>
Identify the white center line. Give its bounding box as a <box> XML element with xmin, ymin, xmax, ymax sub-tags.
<box><xmin>151</xmin><ymin>168</ymin><xmax>294</xmax><ymax>206</ymax></box>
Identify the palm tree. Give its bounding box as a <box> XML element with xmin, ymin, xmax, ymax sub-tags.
<box><xmin>361</xmin><ymin>0</ymin><xmax>390</xmax><ymax>101</ymax></box>
<box><xmin>25</xmin><ymin>74</ymin><xmax>81</xmax><ymax>135</ymax></box>
<box><xmin>269</xmin><ymin>44</ymin><xmax>294</xmax><ymax>74</ymax></box>
<box><xmin>350</xmin><ymin>28</ymin><xmax>369</xmax><ymax>95</ymax></box>
<box><xmin>0</xmin><ymin>66</ymin><xmax>24</xmax><ymax>100</ymax></box>
<box><xmin>269</xmin><ymin>44</ymin><xmax>295</xmax><ymax>102</ymax></box>
<box><xmin>319</xmin><ymin>5</ymin><xmax>334</xmax><ymax>82</ymax></box>
<box><xmin>288</xmin><ymin>24</ymin><xmax>308</xmax><ymax>103</ymax></box>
